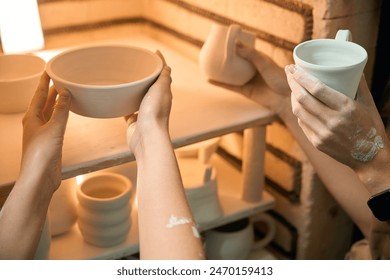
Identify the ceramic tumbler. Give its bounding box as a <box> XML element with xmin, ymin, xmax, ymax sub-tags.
<box><xmin>76</xmin><ymin>172</ymin><xmax>133</xmax><ymax>247</ymax></box>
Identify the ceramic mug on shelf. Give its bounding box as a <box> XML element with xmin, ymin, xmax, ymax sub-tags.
<box><xmin>199</xmin><ymin>23</ymin><xmax>256</xmax><ymax>86</ymax></box>
<box><xmin>293</xmin><ymin>29</ymin><xmax>368</xmax><ymax>99</ymax></box>
<box><xmin>76</xmin><ymin>172</ymin><xmax>133</xmax><ymax>247</ymax></box>
<box><xmin>204</xmin><ymin>213</ymin><xmax>275</xmax><ymax>260</ymax></box>
<box><xmin>178</xmin><ymin>158</ymin><xmax>223</xmax><ymax>225</ymax></box>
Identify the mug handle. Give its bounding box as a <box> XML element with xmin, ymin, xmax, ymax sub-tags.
<box><xmin>335</xmin><ymin>29</ymin><xmax>352</xmax><ymax>42</ymax></box>
<box><xmin>250</xmin><ymin>213</ymin><xmax>276</xmax><ymax>250</ymax></box>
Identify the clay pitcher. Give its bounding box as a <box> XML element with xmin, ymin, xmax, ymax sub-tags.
<box><xmin>199</xmin><ymin>23</ymin><xmax>256</xmax><ymax>86</ymax></box>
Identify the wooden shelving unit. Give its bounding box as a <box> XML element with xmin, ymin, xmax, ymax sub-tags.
<box><xmin>0</xmin><ymin>35</ymin><xmax>276</xmax><ymax>259</ymax></box>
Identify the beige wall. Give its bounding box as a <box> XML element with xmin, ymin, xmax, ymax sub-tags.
<box><xmin>37</xmin><ymin>0</ymin><xmax>381</xmax><ymax>84</ymax></box>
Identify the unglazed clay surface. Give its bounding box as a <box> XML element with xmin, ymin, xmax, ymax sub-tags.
<box><xmin>46</xmin><ymin>45</ymin><xmax>163</xmax><ymax>118</ymax></box>
<box><xmin>199</xmin><ymin>23</ymin><xmax>256</xmax><ymax>86</ymax></box>
<box><xmin>76</xmin><ymin>172</ymin><xmax>133</xmax><ymax>247</ymax></box>
<box><xmin>0</xmin><ymin>54</ymin><xmax>45</xmax><ymax>114</ymax></box>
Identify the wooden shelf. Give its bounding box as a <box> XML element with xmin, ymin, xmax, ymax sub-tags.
<box><xmin>49</xmin><ymin>154</ymin><xmax>275</xmax><ymax>260</ymax></box>
<box><xmin>0</xmin><ymin>34</ymin><xmax>276</xmax><ymax>260</ymax></box>
<box><xmin>0</xmin><ymin>34</ymin><xmax>274</xmax><ymax>189</ymax></box>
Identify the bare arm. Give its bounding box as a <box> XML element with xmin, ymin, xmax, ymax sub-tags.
<box><xmin>286</xmin><ymin>64</ymin><xmax>390</xmax><ymax>258</ymax></box>
<box><xmin>211</xmin><ymin>42</ymin><xmax>372</xmax><ymax>237</ymax></box>
<box><xmin>126</xmin><ymin>54</ymin><xmax>204</xmax><ymax>259</ymax></box>
<box><xmin>0</xmin><ymin>73</ymin><xmax>71</xmax><ymax>259</ymax></box>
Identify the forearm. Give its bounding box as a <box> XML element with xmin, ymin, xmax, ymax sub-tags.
<box><xmin>281</xmin><ymin>110</ymin><xmax>372</xmax><ymax>237</ymax></box>
<box><xmin>0</xmin><ymin>174</ymin><xmax>53</xmax><ymax>259</ymax></box>
<box><xmin>134</xmin><ymin>129</ymin><xmax>204</xmax><ymax>260</ymax></box>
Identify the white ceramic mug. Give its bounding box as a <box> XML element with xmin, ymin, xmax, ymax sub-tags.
<box><xmin>204</xmin><ymin>213</ymin><xmax>275</xmax><ymax>260</ymax></box>
<box><xmin>293</xmin><ymin>29</ymin><xmax>367</xmax><ymax>99</ymax></box>
<box><xmin>76</xmin><ymin>172</ymin><xmax>133</xmax><ymax>247</ymax></box>
<box><xmin>199</xmin><ymin>23</ymin><xmax>256</xmax><ymax>86</ymax></box>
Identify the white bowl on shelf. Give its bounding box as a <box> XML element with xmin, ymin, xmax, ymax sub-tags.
<box><xmin>46</xmin><ymin>44</ymin><xmax>163</xmax><ymax>118</ymax></box>
<box><xmin>0</xmin><ymin>54</ymin><xmax>45</xmax><ymax>114</ymax></box>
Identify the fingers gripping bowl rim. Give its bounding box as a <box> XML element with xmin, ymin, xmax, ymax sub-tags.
<box><xmin>46</xmin><ymin>45</ymin><xmax>163</xmax><ymax>118</ymax></box>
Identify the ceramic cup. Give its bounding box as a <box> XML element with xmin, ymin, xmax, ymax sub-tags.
<box><xmin>49</xmin><ymin>177</ymin><xmax>78</xmax><ymax>236</ymax></box>
<box><xmin>293</xmin><ymin>29</ymin><xmax>367</xmax><ymax>99</ymax></box>
<box><xmin>199</xmin><ymin>23</ymin><xmax>256</xmax><ymax>86</ymax></box>
<box><xmin>178</xmin><ymin>158</ymin><xmax>223</xmax><ymax>224</ymax></box>
<box><xmin>76</xmin><ymin>172</ymin><xmax>133</xmax><ymax>247</ymax></box>
<box><xmin>204</xmin><ymin>213</ymin><xmax>275</xmax><ymax>260</ymax></box>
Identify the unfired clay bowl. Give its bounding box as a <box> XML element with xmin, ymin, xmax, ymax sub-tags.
<box><xmin>0</xmin><ymin>54</ymin><xmax>46</xmax><ymax>114</ymax></box>
<box><xmin>46</xmin><ymin>45</ymin><xmax>163</xmax><ymax>118</ymax></box>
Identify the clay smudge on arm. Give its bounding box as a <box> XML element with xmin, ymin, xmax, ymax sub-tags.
<box><xmin>165</xmin><ymin>215</ymin><xmax>201</xmax><ymax>238</ymax></box>
<box><xmin>350</xmin><ymin>128</ymin><xmax>384</xmax><ymax>162</ymax></box>
<box><xmin>166</xmin><ymin>215</ymin><xmax>192</xmax><ymax>228</ymax></box>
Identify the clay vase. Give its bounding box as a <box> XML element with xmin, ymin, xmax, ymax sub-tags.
<box><xmin>76</xmin><ymin>172</ymin><xmax>133</xmax><ymax>247</ymax></box>
<box><xmin>48</xmin><ymin>178</ymin><xmax>78</xmax><ymax>236</ymax></box>
<box><xmin>199</xmin><ymin>23</ymin><xmax>256</xmax><ymax>86</ymax></box>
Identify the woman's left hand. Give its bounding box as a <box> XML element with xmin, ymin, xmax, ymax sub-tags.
<box><xmin>19</xmin><ymin>72</ymin><xmax>71</xmax><ymax>193</ymax></box>
<box><xmin>286</xmin><ymin>64</ymin><xmax>389</xmax><ymax>171</ymax></box>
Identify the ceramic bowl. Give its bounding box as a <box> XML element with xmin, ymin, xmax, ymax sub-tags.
<box><xmin>46</xmin><ymin>45</ymin><xmax>163</xmax><ymax>118</ymax></box>
<box><xmin>0</xmin><ymin>54</ymin><xmax>46</xmax><ymax>114</ymax></box>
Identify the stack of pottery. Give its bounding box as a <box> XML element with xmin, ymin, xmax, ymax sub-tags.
<box><xmin>76</xmin><ymin>172</ymin><xmax>133</xmax><ymax>247</ymax></box>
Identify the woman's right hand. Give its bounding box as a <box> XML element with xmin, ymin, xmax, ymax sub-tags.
<box><xmin>125</xmin><ymin>51</ymin><xmax>173</xmax><ymax>157</ymax></box>
<box><xmin>210</xmin><ymin>41</ymin><xmax>291</xmax><ymax>118</ymax></box>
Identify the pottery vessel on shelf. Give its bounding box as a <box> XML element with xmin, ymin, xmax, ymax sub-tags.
<box><xmin>76</xmin><ymin>172</ymin><xmax>133</xmax><ymax>247</ymax></box>
<box><xmin>205</xmin><ymin>213</ymin><xmax>275</xmax><ymax>260</ymax></box>
<box><xmin>199</xmin><ymin>23</ymin><xmax>256</xmax><ymax>86</ymax></box>
<box><xmin>49</xmin><ymin>178</ymin><xmax>78</xmax><ymax>237</ymax></box>
<box><xmin>0</xmin><ymin>54</ymin><xmax>45</xmax><ymax>114</ymax></box>
<box><xmin>178</xmin><ymin>158</ymin><xmax>222</xmax><ymax>224</ymax></box>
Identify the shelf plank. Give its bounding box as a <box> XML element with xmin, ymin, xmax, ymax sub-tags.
<box><xmin>49</xmin><ymin>154</ymin><xmax>275</xmax><ymax>260</ymax></box>
<box><xmin>0</xmin><ymin>35</ymin><xmax>274</xmax><ymax>191</ymax></box>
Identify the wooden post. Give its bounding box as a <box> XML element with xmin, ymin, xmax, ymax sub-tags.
<box><xmin>241</xmin><ymin>126</ymin><xmax>266</xmax><ymax>202</ymax></box>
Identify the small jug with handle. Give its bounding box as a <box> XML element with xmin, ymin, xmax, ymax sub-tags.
<box><xmin>199</xmin><ymin>23</ymin><xmax>256</xmax><ymax>86</ymax></box>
